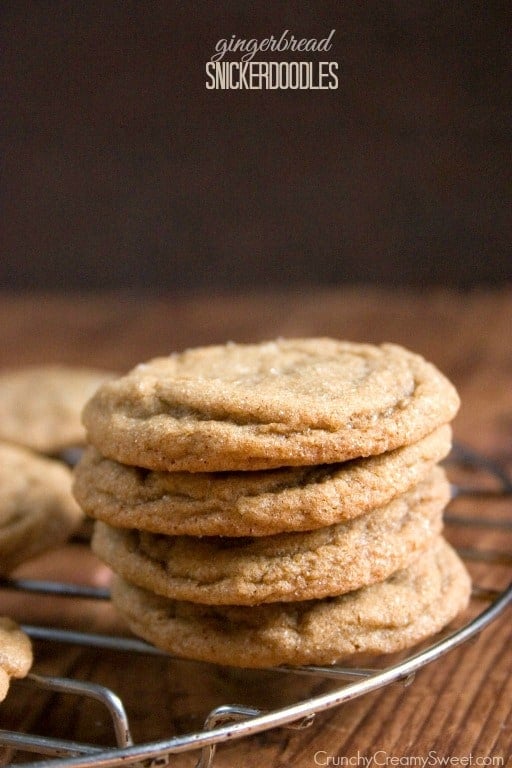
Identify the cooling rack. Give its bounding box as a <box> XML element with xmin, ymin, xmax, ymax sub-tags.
<box><xmin>1</xmin><ymin>443</ymin><xmax>511</xmax><ymax>768</ymax></box>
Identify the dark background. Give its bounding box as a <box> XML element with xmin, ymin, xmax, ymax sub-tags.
<box><xmin>1</xmin><ymin>1</ymin><xmax>510</xmax><ymax>293</ymax></box>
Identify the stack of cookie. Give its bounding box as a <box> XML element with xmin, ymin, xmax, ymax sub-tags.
<box><xmin>74</xmin><ymin>339</ymin><xmax>471</xmax><ymax>668</ymax></box>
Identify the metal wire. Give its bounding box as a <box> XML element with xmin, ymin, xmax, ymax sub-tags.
<box><xmin>1</xmin><ymin>445</ymin><xmax>510</xmax><ymax>768</ymax></box>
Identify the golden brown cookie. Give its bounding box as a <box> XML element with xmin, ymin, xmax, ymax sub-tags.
<box><xmin>75</xmin><ymin>425</ymin><xmax>452</xmax><ymax>537</ymax></box>
<box><xmin>110</xmin><ymin>537</ymin><xmax>471</xmax><ymax>668</ymax></box>
<box><xmin>0</xmin><ymin>365</ymin><xmax>112</xmax><ymax>453</ymax></box>
<box><xmin>0</xmin><ymin>442</ymin><xmax>83</xmax><ymax>575</ymax></box>
<box><xmin>0</xmin><ymin>617</ymin><xmax>33</xmax><ymax>701</ymax></box>
<box><xmin>82</xmin><ymin>339</ymin><xmax>459</xmax><ymax>472</ymax></box>
<box><xmin>93</xmin><ymin>468</ymin><xmax>449</xmax><ymax>605</ymax></box>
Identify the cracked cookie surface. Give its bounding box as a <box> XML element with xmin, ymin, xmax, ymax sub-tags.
<box><xmin>93</xmin><ymin>468</ymin><xmax>448</xmax><ymax>604</ymax></box>
<box><xmin>110</xmin><ymin>537</ymin><xmax>471</xmax><ymax>668</ymax></box>
<box><xmin>75</xmin><ymin>425</ymin><xmax>451</xmax><ymax>536</ymax></box>
<box><xmin>82</xmin><ymin>339</ymin><xmax>459</xmax><ymax>472</ymax></box>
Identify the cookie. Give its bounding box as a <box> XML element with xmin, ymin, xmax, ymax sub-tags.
<box><xmin>110</xmin><ymin>537</ymin><xmax>471</xmax><ymax>668</ymax></box>
<box><xmin>82</xmin><ymin>339</ymin><xmax>460</xmax><ymax>472</ymax></box>
<box><xmin>0</xmin><ymin>617</ymin><xmax>33</xmax><ymax>701</ymax></box>
<box><xmin>93</xmin><ymin>468</ymin><xmax>448</xmax><ymax>605</ymax></box>
<box><xmin>0</xmin><ymin>365</ymin><xmax>112</xmax><ymax>453</ymax></box>
<box><xmin>0</xmin><ymin>442</ymin><xmax>83</xmax><ymax>575</ymax></box>
<box><xmin>75</xmin><ymin>425</ymin><xmax>452</xmax><ymax>537</ymax></box>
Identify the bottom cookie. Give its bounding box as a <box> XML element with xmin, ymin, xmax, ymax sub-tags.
<box><xmin>111</xmin><ymin>537</ymin><xmax>471</xmax><ymax>668</ymax></box>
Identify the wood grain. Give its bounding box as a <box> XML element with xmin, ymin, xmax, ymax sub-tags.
<box><xmin>0</xmin><ymin>288</ymin><xmax>511</xmax><ymax>767</ymax></box>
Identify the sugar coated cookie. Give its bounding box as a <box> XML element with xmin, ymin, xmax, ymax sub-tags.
<box><xmin>75</xmin><ymin>425</ymin><xmax>452</xmax><ymax>536</ymax></box>
<box><xmin>82</xmin><ymin>340</ymin><xmax>459</xmax><ymax>472</ymax></box>
<box><xmin>0</xmin><ymin>442</ymin><xmax>83</xmax><ymax>574</ymax></box>
<box><xmin>0</xmin><ymin>365</ymin><xmax>112</xmax><ymax>453</ymax></box>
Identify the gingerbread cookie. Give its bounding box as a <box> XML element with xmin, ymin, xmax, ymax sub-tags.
<box><xmin>82</xmin><ymin>339</ymin><xmax>459</xmax><ymax>472</ymax></box>
<box><xmin>0</xmin><ymin>365</ymin><xmax>112</xmax><ymax>454</ymax></box>
<box><xmin>0</xmin><ymin>442</ymin><xmax>83</xmax><ymax>574</ymax></box>
<box><xmin>75</xmin><ymin>425</ymin><xmax>451</xmax><ymax>537</ymax></box>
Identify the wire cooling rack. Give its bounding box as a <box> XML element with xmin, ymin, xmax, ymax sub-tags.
<box><xmin>1</xmin><ymin>443</ymin><xmax>511</xmax><ymax>768</ymax></box>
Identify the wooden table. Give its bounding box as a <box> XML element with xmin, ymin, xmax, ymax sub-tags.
<box><xmin>1</xmin><ymin>288</ymin><xmax>511</xmax><ymax>767</ymax></box>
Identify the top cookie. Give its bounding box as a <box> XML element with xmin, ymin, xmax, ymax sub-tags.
<box><xmin>0</xmin><ymin>365</ymin><xmax>112</xmax><ymax>453</ymax></box>
<box><xmin>82</xmin><ymin>339</ymin><xmax>460</xmax><ymax>472</ymax></box>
